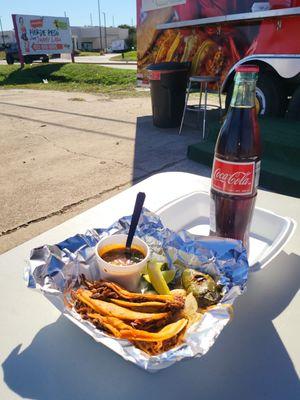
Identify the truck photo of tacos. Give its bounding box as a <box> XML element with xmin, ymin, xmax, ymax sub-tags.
<box><xmin>137</xmin><ymin>23</ymin><xmax>231</xmax><ymax>87</ymax></box>
<box><xmin>137</xmin><ymin>6</ymin><xmax>174</xmax><ymax>60</ymax></box>
<box><xmin>136</xmin><ymin>0</ymin><xmax>260</xmax><ymax>86</ymax></box>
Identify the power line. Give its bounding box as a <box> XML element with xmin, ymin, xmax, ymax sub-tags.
<box><xmin>102</xmin><ymin>12</ymin><xmax>107</xmax><ymax>51</ymax></box>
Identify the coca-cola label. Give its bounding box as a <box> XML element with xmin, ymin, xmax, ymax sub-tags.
<box><xmin>212</xmin><ymin>158</ymin><xmax>257</xmax><ymax>195</ymax></box>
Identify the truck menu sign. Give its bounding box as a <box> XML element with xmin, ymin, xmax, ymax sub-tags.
<box><xmin>12</xmin><ymin>14</ymin><xmax>72</xmax><ymax>55</ymax></box>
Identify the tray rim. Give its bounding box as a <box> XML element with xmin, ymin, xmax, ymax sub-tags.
<box><xmin>155</xmin><ymin>190</ymin><xmax>297</xmax><ymax>272</ymax></box>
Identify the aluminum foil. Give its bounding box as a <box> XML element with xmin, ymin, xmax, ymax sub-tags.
<box><xmin>25</xmin><ymin>209</ymin><xmax>248</xmax><ymax>372</ymax></box>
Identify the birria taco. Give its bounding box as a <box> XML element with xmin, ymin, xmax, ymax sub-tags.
<box><xmin>72</xmin><ymin>278</ymin><xmax>189</xmax><ymax>355</ymax></box>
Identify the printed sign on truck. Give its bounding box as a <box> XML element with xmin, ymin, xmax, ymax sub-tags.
<box><xmin>12</xmin><ymin>14</ymin><xmax>72</xmax><ymax>55</ymax></box>
<box><xmin>136</xmin><ymin>0</ymin><xmax>300</xmax><ymax>86</ymax></box>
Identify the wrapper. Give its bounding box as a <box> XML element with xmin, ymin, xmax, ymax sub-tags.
<box><xmin>25</xmin><ymin>209</ymin><xmax>248</xmax><ymax>372</ymax></box>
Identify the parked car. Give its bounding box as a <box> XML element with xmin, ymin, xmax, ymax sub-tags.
<box><xmin>5</xmin><ymin>43</ymin><xmax>49</xmax><ymax>65</ymax></box>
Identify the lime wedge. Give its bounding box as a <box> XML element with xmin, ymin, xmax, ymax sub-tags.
<box><xmin>146</xmin><ymin>261</ymin><xmax>174</xmax><ymax>295</ymax></box>
<box><xmin>144</xmin><ymin>270</ymin><xmax>176</xmax><ymax>285</ymax></box>
<box><xmin>162</xmin><ymin>270</ymin><xmax>176</xmax><ymax>284</ymax></box>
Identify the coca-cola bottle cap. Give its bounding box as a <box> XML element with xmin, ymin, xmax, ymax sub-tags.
<box><xmin>235</xmin><ymin>65</ymin><xmax>259</xmax><ymax>73</ymax></box>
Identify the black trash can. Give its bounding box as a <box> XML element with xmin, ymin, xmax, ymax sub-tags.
<box><xmin>147</xmin><ymin>62</ymin><xmax>189</xmax><ymax>128</ymax></box>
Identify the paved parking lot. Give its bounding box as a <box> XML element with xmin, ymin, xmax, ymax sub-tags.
<box><xmin>0</xmin><ymin>89</ymin><xmax>211</xmax><ymax>253</ymax></box>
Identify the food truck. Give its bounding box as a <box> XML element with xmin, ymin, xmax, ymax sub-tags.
<box><xmin>137</xmin><ymin>1</ymin><xmax>300</xmax><ymax>117</ymax></box>
<box><xmin>12</xmin><ymin>14</ymin><xmax>73</xmax><ymax>66</ymax></box>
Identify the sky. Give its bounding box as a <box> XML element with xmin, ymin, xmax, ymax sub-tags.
<box><xmin>0</xmin><ymin>0</ymin><xmax>136</xmax><ymax>31</ymax></box>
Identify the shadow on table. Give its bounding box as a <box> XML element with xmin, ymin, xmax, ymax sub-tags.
<box><xmin>2</xmin><ymin>251</ymin><xmax>300</xmax><ymax>400</ymax></box>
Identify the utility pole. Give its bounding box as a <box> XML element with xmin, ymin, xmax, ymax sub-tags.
<box><xmin>97</xmin><ymin>0</ymin><xmax>103</xmax><ymax>51</ymax></box>
<box><xmin>112</xmin><ymin>15</ymin><xmax>115</xmax><ymax>27</ymax></box>
<box><xmin>63</xmin><ymin>11</ymin><xmax>74</xmax><ymax>62</ymax></box>
<box><xmin>0</xmin><ymin>16</ymin><xmax>6</xmax><ymax>48</ymax></box>
<box><xmin>102</xmin><ymin>12</ymin><xmax>107</xmax><ymax>52</ymax></box>
<box><xmin>90</xmin><ymin>13</ymin><xmax>93</xmax><ymax>26</ymax></box>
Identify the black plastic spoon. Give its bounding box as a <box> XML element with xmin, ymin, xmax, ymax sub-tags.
<box><xmin>125</xmin><ymin>192</ymin><xmax>146</xmax><ymax>258</ymax></box>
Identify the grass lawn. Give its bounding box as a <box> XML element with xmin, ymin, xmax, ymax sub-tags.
<box><xmin>110</xmin><ymin>51</ymin><xmax>137</xmax><ymax>62</ymax></box>
<box><xmin>0</xmin><ymin>51</ymin><xmax>5</xmax><ymax>60</ymax></box>
<box><xmin>77</xmin><ymin>51</ymin><xmax>101</xmax><ymax>56</ymax></box>
<box><xmin>0</xmin><ymin>63</ymin><xmax>139</xmax><ymax>96</ymax></box>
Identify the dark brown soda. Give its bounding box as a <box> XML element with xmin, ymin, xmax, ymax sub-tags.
<box><xmin>210</xmin><ymin>67</ymin><xmax>261</xmax><ymax>248</ymax></box>
<box><xmin>211</xmin><ymin>107</ymin><xmax>261</xmax><ymax>244</ymax></box>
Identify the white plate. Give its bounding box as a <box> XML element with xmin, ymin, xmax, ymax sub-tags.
<box><xmin>156</xmin><ymin>191</ymin><xmax>296</xmax><ymax>271</ymax></box>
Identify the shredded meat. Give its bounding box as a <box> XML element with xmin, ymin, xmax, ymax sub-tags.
<box><xmin>72</xmin><ymin>276</ymin><xmax>188</xmax><ymax>356</ymax></box>
<box><xmin>130</xmin><ymin>315</ymin><xmax>172</xmax><ymax>332</ymax></box>
<box><xmin>133</xmin><ymin>328</ymin><xmax>187</xmax><ymax>356</ymax></box>
<box><xmin>90</xmin><ymin>287</ymin><xmax>119</xmax><ymax>300</ymax></box>
<box><xmin>81</xmin><ymin>275</ymin><xmax>185</xmax><ymax>312</ymax></box>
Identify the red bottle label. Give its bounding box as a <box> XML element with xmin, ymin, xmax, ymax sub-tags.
<box><xmin>212</xmin><ymin>157</ymin><xmax>257</xmax><ymax>195</ymax></box>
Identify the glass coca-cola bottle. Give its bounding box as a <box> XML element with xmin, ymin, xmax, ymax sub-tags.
<box><xmin>210</xmin><ymin>65</ymin><xmax>261</xmax><ymax>250</ymax></box>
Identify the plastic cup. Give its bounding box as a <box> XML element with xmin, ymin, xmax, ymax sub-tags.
<box><xmin>95</xmin><ymin>234</ymin><xmax>149</xmax><ymax>291</ymax></box>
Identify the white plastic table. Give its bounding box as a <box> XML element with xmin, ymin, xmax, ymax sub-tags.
<box><xmin>1</xmin><ymin>172</ymin><xmax>299</xmax><ymax>400</ymax></box>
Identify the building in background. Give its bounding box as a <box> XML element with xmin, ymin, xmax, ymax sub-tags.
<box><xmin>71</xmin><ymin>26</ymin><xmax>128</xmax><ymax>51</ymax></box>
<box><xmin>0</xmin><ymin>30</ymin><xmax>15</xmax><ymax>48</ymax></box>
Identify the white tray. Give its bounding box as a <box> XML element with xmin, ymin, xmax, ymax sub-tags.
<box><xmin>156</xmin><ymin>191</ymin><xmax>296</xmax><ymax>271</ymax></box>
